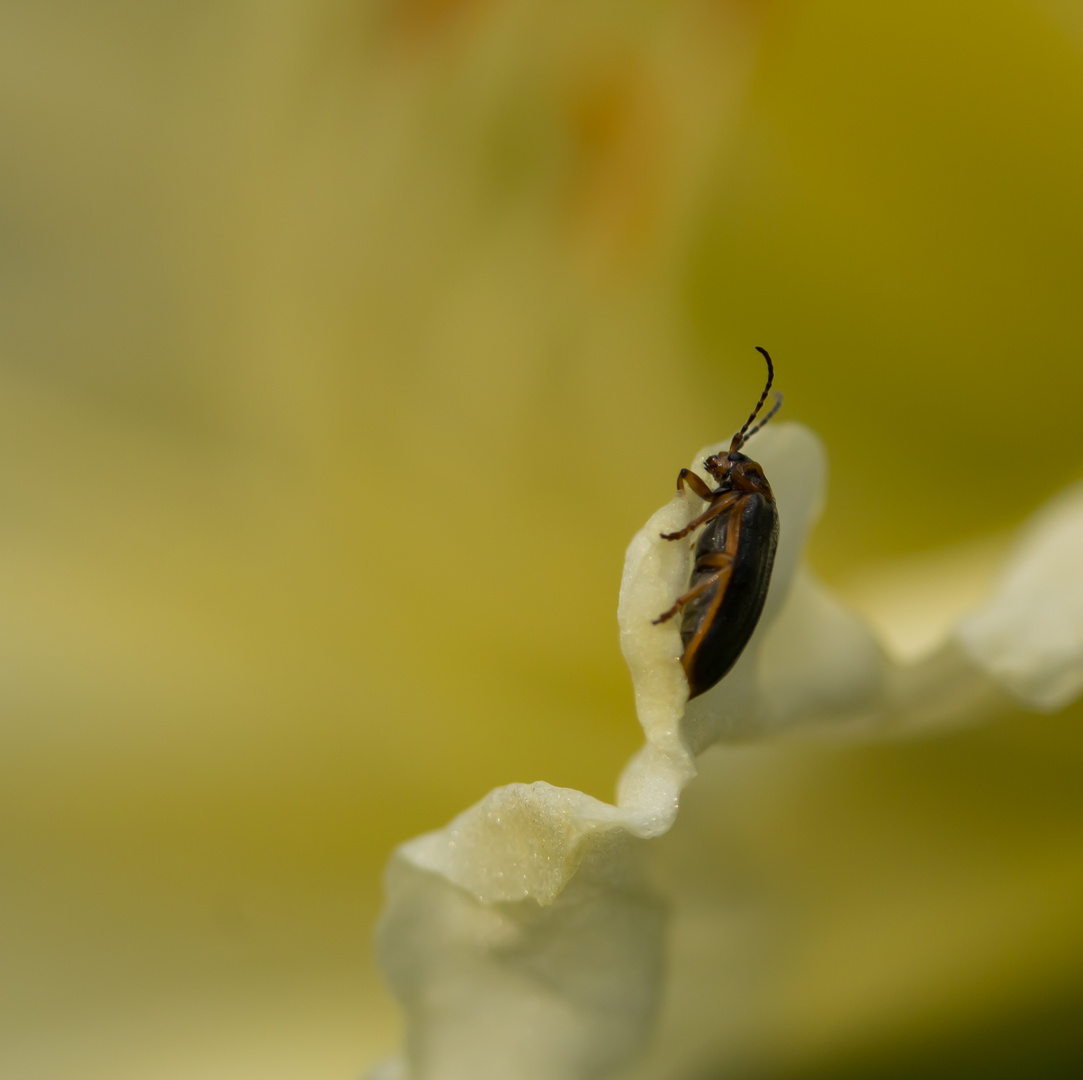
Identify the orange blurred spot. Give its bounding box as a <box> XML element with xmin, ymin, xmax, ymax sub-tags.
<box><xmin>381</xmin><ymin>0</ymin><xmax>493</xmax><ymax>47</ymax></box>
<box><xmin>560</xmin><ymin>59</ymin><xmax>668</xmax><ymax>275</ymax></box>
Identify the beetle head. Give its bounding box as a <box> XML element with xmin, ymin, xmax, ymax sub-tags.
<box><xmin>703</xmin><ymin>451</ymin><xmax>746</xmax><ymax>482</ymax></box>
<box><xmin>705</xmin><ymin>450</ymin><xmax>772</xmax><ymax>495</ymax></box>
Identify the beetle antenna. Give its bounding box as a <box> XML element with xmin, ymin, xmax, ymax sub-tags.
<box><xmin>730</xmin><ymin>346</ymin><xmax>775</xmax><ymax>451</ymax></box>
<box><xmin>743</xmin><ymin>391</ymin><xmax>784</xmax><ymax>440</ymax></box>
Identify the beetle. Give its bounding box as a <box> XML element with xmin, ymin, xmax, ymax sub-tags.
<box><xmin>653</xmin><ymin>347</ymin><xmax>784</xmax><ymax>699</ymax></box>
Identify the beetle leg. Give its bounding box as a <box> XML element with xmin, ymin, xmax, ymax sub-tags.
<box><xmin>675</xmin><ymin>469</ymin><xmax>714</xmax><ymax>501</ymax></box>
<box><xmin>693</xmin><ymin>551</ymin><xmax>734</xmax><ymax>571</ymax></box>
<box><xmin>660</xmin><ymin>492</ymin><xmax>739</xmax><ymax>541</ymax></box>
<box><xmin>652</xmin><ymin>554</ymin><xmax>733</xmax><ymax>624</ymax></box>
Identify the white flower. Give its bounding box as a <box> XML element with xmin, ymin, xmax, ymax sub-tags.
<box><xmin>370</xmin><ymin>423</ymin><xmax>1083</xmax><ymax>1080</ymax></box>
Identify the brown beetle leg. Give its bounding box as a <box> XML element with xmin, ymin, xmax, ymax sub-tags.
<box><xmin>660</xmin><ymin>492</ymin><xmax>739</xmax><ymax>541</ymax></box>
<box><xmin>693</xmin><ymin>551</ymin><xmax>735</xmax><ymax>571</ymax></box>
<box><xmin>675</xmin><ymin>469</ymin><xmax>714</xmax><ymax>501</ymax></box>
<box><xmin>652</xmin><ymin>553</ymin><xmax>733</xmax><ymax>624</ymax></box>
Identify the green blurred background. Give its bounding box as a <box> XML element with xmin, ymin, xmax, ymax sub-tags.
<box><xmin>2</xmin><ymin>1</ymin><xmax>1082</xmax><ymax>1076</ymax></box>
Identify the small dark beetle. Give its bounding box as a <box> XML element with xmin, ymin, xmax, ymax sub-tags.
<box><xmin>653</xmin><ymin>347</ymin><xmax>783</xmax><ymax>698</ymax></box>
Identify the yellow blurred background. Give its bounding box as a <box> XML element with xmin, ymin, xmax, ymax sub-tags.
<box><xmin>2</xmin><ymin>1</ymin><xmax>1083</xmax><ymax>1076</ymax></box>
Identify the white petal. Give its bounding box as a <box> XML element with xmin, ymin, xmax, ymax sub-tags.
<box><xmin>376</xmin><ymin>835</ymin><xmax>664</xmax><ymax>1080</ymax></box>
<box><xmin>957</xmin><ymin>480</ymin><xmax>1083</xmax><ymax>710</ymax></box>
<box><xmin>757</xmin><ymin>568</ymin><xmax>887</xmax><ymax>731</ymax></box>
<box><xmin>371</xmin><ymin>430</ymin><xmax>1083</xmax><ymax>1080</ymax></box>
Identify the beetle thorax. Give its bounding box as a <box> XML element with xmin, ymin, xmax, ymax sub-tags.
<box><xmin>703</xmin><ymin>450</ymin><xmax>773</xmax><ymax>498</ymax></box>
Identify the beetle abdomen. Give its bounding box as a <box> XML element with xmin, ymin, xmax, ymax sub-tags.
<box><xmin>679</xmin><ymin>492</ymin><xmax>779</xmax><ymax>698</ymax></box>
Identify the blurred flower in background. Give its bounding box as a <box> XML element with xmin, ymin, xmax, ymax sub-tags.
<box><xmin>2</xmin><ymin>1</ymin><xmax>1082</xmax><ymax>1078</ymax></box>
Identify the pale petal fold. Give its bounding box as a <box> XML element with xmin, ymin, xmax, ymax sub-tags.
<box><xmin>372</xmin><ymin>425</ymin><xmax>1083</xmax><ymax>1080</ymax></box>
<box><xmin>957</xmin><ymin>480</ymin><xmax>1083</xmax><ymax>711</ymax></box>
